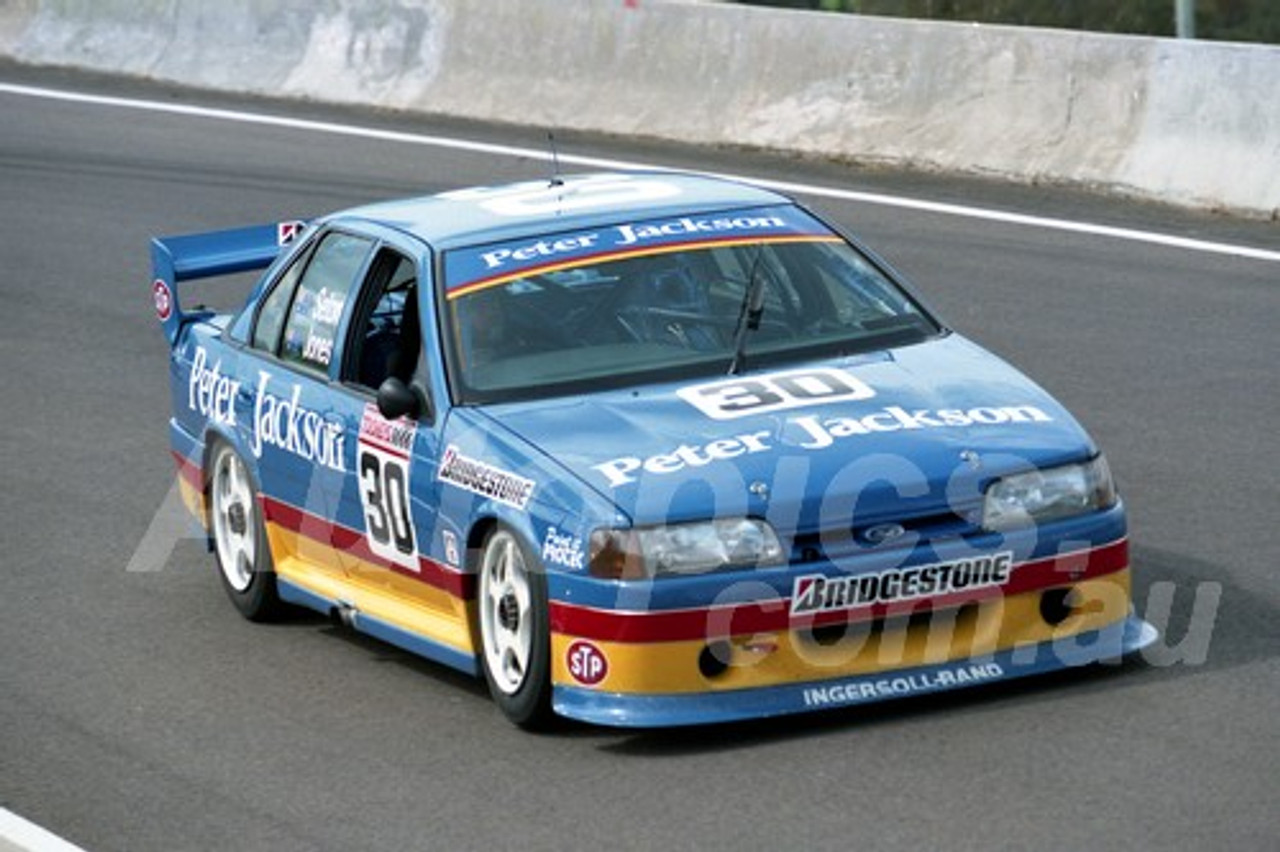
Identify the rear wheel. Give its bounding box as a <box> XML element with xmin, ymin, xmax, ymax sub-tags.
<box><xmin>208</xmin><ymin>441</ymin><xmax>285</xmax><ymax>622</ymax></box>
<box><xmin>477</xmin><ymin>526</ymin><xmax>553</xmax><ymax>729</ymax></box>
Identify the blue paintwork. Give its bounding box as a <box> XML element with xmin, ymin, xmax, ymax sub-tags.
<box><xmin>474</xmin><ymin>333</ymin><xmax>1094</xmax><ymax>531</ymax></box>
<box><xmin>156</xmin><ymin>171</ymin><xmax>1155</xmax><ymax>725</ymax></box>
<box><xmin>343</xmin><ymin>171</ymin><xmax>786</xmax><ymax>250</ymax></box>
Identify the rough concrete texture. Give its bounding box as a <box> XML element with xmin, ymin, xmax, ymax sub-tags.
<box><xmin>0</xmin><ymin>0</ymin><xmax>36</xmax><ymax>54</ymax></box>
<box><xmin>1119</xmin><ymin>40</ymin><xmax>1280</xmax><ymax>211</ymax></box>
<box><xmin>3</xmin><ymin>0</ymin><xmax>1277</xmax><ymax>216</ymax></box>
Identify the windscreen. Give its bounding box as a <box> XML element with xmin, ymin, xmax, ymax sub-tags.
<box><xmin>442</xmin><ymin>204</ymin><xmax>938</xmax><ymax>403</ymax></box>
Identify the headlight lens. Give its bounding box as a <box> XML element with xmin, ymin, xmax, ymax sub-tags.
<box><xmin>982</xmin><ymin>455</ymin><xmax>1117</xmax><ymax>531</ymax></box>
<box><xmin>589</xmin><ymin>518</ymin><xmax>785</xmax><ymax>579</ymax></box>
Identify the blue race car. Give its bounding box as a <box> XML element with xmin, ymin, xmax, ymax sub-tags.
<box><xmin>154</xmin><ymin>172</ymin><xmax>1157</xmax><ymax>728</ymax></box>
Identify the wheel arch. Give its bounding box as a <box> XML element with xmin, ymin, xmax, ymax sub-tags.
<box><xmin>200</xmin><ymin>425</ymin><xmax>260</xmax><ymax>493</ymax></box>
<box><xmin>461</xmin><ymin>509</ymin><xmax>552</xmax><ymax>647</ymax></box>
<box><xmin>463</xmin><ymin>508</ymin><xmax>546</xmax><ymax>572</ymax></box>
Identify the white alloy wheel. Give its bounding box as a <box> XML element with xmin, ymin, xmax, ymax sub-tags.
<box><xmin>206</xmin><ymin>441</ymin><xmax>284</xmax><ymax>622</ymax></box>
<box><xmin>479</xmin><ymin>529</ymin><xmax>534</xmax><ymax>695</ymax></box>
<box><xmin>211</xmin><ymin>444</ymin><xmax>257</xmax><ymax>592</ymax></box>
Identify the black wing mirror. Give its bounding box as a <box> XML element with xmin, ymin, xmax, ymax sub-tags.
<box><xmin>376</xmin><ymin>377</ymin><xmax>430</xmax><ymax>422</ymax></box>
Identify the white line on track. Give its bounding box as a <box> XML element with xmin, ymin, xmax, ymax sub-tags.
<box><xmin>3</xmin><ymin>81</ymin><xmax>1278</xmax><ymax>264</ymax></box>
<box><xmin>0</xmin><ymin>808</ymin><xmax>91</xmax><ymax>852</ymax></box>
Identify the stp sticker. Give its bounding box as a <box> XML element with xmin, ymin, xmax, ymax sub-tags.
<box><xmin>566</xmin><ymin>640</ymin><xmax>609</xmax><ymax>686</ymax></box>
<box><xmin>152</xmin><ymin>279</ymin><xmax>173</xmax><ymax>321</ymax></box>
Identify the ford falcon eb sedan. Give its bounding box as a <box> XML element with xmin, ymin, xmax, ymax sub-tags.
<box><xmin>153</xmin><ymin>171</ymin><xmax>1157</xmax><ymax>728</ymax></box>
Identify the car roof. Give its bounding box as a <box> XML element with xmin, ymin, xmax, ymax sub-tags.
<box><xmin>328</xmin><ymin>171</ymin><xmax>794</xmax><ymax>251</ymax></box>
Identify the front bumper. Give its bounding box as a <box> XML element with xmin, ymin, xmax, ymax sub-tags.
<box><xmin>547</xmin><ymin>510</ymin><xmax>1155</xmax><ymax>727</ymax></box>
<box><xmin>553</xmin><ymin>612</ymin><xmax>1157</xmax><ymax>727</ymax></box>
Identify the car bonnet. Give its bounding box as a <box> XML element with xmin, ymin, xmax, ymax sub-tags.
<box><xmin>475</xmin><ymin>333</ymin><xmax>1096</xmax><ymax>534</ymax></box>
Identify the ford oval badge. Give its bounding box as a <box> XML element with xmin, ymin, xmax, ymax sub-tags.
<box><xmin>861</xmin><ymin>522</ymin><xmax>906</xmax><ymax>546</ymax></box>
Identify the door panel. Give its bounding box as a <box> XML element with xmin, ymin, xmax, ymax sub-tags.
<box><xmin>238</xmin><ymin>229</ymin><xmax>375</xmax><ymax>585</ymax></box>
<box><xmin>328</xmin><ymin>248</ymin><xmax>462</xmax><ymax>625</ymax></box>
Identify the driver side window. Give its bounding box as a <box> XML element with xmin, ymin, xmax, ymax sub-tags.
<box><xmin>346</xmin><ymin>250</ymin><xmax>421</xmax><ymax>392</ymax></box>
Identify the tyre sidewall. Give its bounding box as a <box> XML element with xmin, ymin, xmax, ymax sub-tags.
<box><xmin>207</xmin><ymin>440</ymin><xmax>284</xmax><ymax>622</ymax></box>
<box><xmin>479</xmin><ymin>526</ymin><xmax>553</xmax><ymax>729</ymax></box>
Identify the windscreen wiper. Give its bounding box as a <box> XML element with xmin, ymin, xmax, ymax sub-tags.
<box><xmin>728</xmin><ymin>245</ymin><xmax>767</xmax><ymax>375</ymax></box>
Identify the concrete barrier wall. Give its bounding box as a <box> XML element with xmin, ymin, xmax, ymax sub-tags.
<box><xmin>3</xmin><ymin>0</ymin><xmax>1277</xmax><ymax>217</ymax></box>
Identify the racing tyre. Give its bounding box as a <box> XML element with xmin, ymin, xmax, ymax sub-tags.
<box><xmin>208</xmin><ymin>441</ymin><xmax>285</xmax><ymax>622</ymax></box>
<box><xmin>477</xmin><ymin>526</ymin><xmax>553</xmax><ymax>729</ymax></box>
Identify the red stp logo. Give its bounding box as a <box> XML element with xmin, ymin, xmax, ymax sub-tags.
<box><xmin>152</xmin><ymin>279</ymin><xmax>173</xmax><ymax>321</ymax></box>
<box><xmin>566</xmin><ymin>640</ymin><xmax>608</xmax><ymax>686</ymax></box>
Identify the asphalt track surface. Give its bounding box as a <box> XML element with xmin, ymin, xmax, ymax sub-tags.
<box><xmin>2</xmin><ymin>62</ymin><xmax>1278</xmax><ymax>852</ymax></box>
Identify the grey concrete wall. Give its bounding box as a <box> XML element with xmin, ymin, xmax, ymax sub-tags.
<box><xmin>3</xmin><ymin>0</ymin><xmax>1277</xmax><ymax>217</ymax></box>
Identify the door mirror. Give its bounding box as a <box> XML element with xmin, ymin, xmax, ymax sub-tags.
<box><xmin>376</xmin><ymin>376</ymin><xmax>427</xmax><ymax>421</ymax></box>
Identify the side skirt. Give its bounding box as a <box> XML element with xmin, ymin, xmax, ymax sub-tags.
<box><xmin>277</xmin><ymin>577</ymin><xmax>480</xmax><ymax>677</ymax></box>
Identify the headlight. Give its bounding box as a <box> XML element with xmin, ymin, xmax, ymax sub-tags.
<box><xmin>982</xmin><ymin>456</ymin><xmax>1117</xmax><ymax>531</ymax></box>
<box><xmin>589</xmin><ymin>518</ymin><xmax>785</xmax><ymax>579</ymax></box>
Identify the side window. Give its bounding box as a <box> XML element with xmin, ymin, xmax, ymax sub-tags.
<box><xmin>252</xmin><ymin>244</ymin><xmax>311</xmax><ymax>353</ymax></box>
<box><xmin>346</xmin><ymin>250</ymin><xmax>421</xmax><ymax>391</ymax></box>
<box><xmin>809</xmin><ymin>243</ymin><xmax>909</xmax><ymax>327</ymax></box>
<box><xmin>279</xmin><ymin>232</ymin><xmax>374</xmax><ymax>373</ymax></box>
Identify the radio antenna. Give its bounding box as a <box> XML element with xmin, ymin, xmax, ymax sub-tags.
<box><xmin>547</xmin><ymin>132</ymin><xmax>565</xmax><ymax>188</ymax></box>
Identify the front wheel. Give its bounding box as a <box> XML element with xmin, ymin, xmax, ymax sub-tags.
<box><xmin>477</xmin><ymin>526</ymin><xmax>553</xmax><ymax>729</ymax></box>
<box><xmin>208</xmin><ymin>441</ymin><xmax>285</xmax><ymax>622</ymax></box>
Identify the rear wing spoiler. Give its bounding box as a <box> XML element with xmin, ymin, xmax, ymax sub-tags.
<box><xmin>150</xmin><ymin>220</ymin><xmax>307</xmax><ymax>346</ymax></box>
